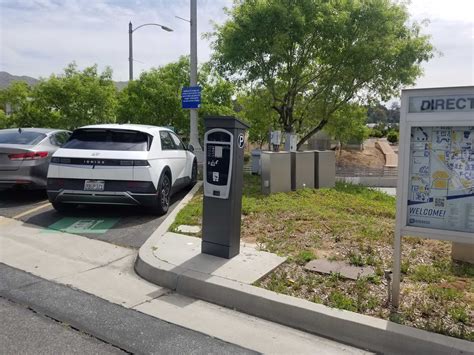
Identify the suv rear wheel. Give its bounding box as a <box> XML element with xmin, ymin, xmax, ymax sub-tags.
<box><xmin>191</xmin><ymin>159</ymin><xmax>198</xmax><ymax>185</ymax></box>
<box><xmin>151</xmin><ymin>172</ymin><xmax>171</xmax><ymax>215</ymax></box>
<box><xmin>51</xmin><ymin>201</ymin><xmax>76</xmax><ymax>213</ymax></box>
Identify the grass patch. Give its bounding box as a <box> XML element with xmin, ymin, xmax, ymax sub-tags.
<box><xmin>293</xmin><ymin>250</ymin><xmax>317</xmax><ymax>265</ymax></box>
<box><xmin>169</xmin><ymin>188</ymin><xmax>203</xmax><ymax>235</ymax></box>
<box><xmin>410</xmin><ymin>264</ymin><xmax>445</xmax><ymax>283</ymax></box>
<box><xmin>172</xmin><ymin>174</ymin><xmax>473</xmax><ymax>341</ymax></box>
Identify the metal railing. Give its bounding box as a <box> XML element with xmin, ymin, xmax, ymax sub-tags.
<box><xmin>336</xmin><ymin>166</ymin><xmax>398</xmax><ymax>177</ymax></box>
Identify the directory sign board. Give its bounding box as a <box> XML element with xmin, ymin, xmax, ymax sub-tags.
<box><xmin>397</xmin><ymin>86</ymin><xmax>474</xmax><ymax>243</ymax></box>
<box><xmin>392</xmin><ymin>86</ymin><xmax>474</xmax><ymax>307</ymax></box>
<box><xmin>407</xmin><ymin>126</ymin><xmax>474</xmax><ymax>233</ymax></box>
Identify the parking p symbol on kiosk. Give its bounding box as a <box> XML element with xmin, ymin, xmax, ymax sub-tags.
<box><xmin>202</xmin><ymin>116</ymin><xmax>249</xmax><ymax>259</ymax></box>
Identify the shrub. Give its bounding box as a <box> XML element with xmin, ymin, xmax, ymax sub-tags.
<box><xmin>244</xmin><ymin>152</ymin><xmax>251</xmax><ymax>163</ymax></box>
<box><xmin>387</xmin><ymin>130</ymin><xmax>399</xmax><ymax>143</ymax></box>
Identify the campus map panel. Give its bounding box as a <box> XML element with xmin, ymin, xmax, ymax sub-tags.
<box><xmin>407</xmin><ymin>126</ymin><xmax>474</xmax><ymax>233</ymax></box>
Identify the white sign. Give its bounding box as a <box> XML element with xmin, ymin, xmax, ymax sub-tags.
<box><xmin>409</xmin><ymin>95</ymin><xmax>474</xmax><ymax>113</ymax></box>
<box><xmin>238</xmin><ymin>133</ymin><xmax>245</xmax><ymax>149</ymax></box>
<box><xmin>392</xmin><ymin>86</ymin><xmax>474</xmax><ymax>307</ymax></box>
<box><xmin>397</xmin><ymin>86</ymin><xmax>474</xmax><ymax>242</ymax></box>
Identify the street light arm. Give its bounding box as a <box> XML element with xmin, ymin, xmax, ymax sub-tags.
<box><xmin>132</xmin><ymin>23</ymin><xmax>173</xmax><ymax>32</ymax></box>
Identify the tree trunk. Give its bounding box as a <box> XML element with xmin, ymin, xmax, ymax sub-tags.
<box><xmin>296</xmin><ymin>118</ymin><xmax>328</xmax><ymax>150</ymax></box>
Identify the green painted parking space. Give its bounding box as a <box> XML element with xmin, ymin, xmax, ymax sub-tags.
<box><xmin>46</xmin><ymin>217</ymin><xmax>120</xmax><ymax>234</ymax></box>
<box><xmin>2</xmin><ymin>186</ymin><xmax>191</xmax><ymax>248</ymax></box>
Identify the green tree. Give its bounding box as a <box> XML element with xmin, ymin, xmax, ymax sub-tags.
<box><xmin>0</xmin><ymin>81</ymin><xmax>43</xmax><ymax>128</ymax></box>
<box><xmin>118</xmin><ymin>56</ymin><xmax>236</xmax><ymax>138</ymax></box>
<box><xmin>211</xmin><ymin>0</ymin><xmax>434</xmax><ymax>148</ymax></box>
<box><xmin>0</xmin><ymin>109</ymin><xmax>8</xmax><ymax>129</ymax></box>
<box><xmin>117</xmin><ymin>62</ymin><xmax>187</xmax><ymax>131</ymax></box>
<box><xmin>367</xmin><ymin>105</ymin><xmax>388</xmax><ymax>124</ymax></box>
<box><xmin>33</xmin><ymin>63</ymin><xmax>118</xmax><ymax>130</ymax></box>
<box><xmin>324</xmin><ymin>104</ymin><xmax>368</xmax><ymax>154</ymax></box>
<box><xmin>238</xmin><ymin>89</ymin><xmax>278</xmax><ymax>148</ymax></box>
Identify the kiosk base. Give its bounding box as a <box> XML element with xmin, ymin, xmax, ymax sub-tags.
<box><xmin>201</xmin><ymin>240</ymin><xmax>240</xmax><ymax>259</ymax></box>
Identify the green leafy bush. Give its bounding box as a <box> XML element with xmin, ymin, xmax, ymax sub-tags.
<box><xmin>387</xmin><ymin>130</ymin><xmax>399</xmax><ymax>143</ymax></box>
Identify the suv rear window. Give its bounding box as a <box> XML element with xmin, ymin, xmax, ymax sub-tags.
<box><xmin>62</xmin><ymin>129</ymin><xmax>152</xmax><ymax>151</ymax></box>
<box><xmin>0</xmin><ymin>131</ymin><xmax>46</xmax><ymax>145</ymax></box>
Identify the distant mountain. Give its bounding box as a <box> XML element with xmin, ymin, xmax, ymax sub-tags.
<box><xmin>0</xmin><ymin>71</ymin><xmax>128</xmax><ymax>91</ymax></box>
<box><xmin>114</xmin><ymin>81</ymin><xmax>128</xmax><ymax>91</ymax></box>
<box><xmin>0</xmin><ymin>71</ymin><xmax>39</xmax><ymax>88</ymax></box>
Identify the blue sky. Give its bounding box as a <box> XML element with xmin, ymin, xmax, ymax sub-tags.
<box><xmin>1</xmin><ymin>0</ymin><xmax>473</xmax><ymax>89</ymax></box>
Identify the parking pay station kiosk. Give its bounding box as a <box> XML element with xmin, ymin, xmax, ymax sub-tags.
<box><xmin>202</xmin><ymin>116</ymin><xmax>249</xmax><ymax>258</ymax></box>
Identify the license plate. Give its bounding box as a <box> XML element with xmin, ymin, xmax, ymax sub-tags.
<box><xmin>84</xmin><ymin>180</ymin><xmax>105</xmax><ymax>191</ymax></box>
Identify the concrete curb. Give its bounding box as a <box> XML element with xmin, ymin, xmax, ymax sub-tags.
<box><xmin>135</xmin><ymin>181</ymin><xmax>202</xmax><ymax>291</ymax></box>
<box><xmin>135</xmin><ymin>181</ymin><xmax>472</xmax><ymax>355</ymax></box>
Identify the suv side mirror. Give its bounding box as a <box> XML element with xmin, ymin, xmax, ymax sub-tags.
<box><xmin>188</xmin><ymin>144</ymin><xmax>195</xmax><ymax>153</ymax></box>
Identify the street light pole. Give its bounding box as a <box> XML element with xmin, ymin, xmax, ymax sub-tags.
<box><xmin>129</xmin><ymin>22</ymin><xmax>133</xmax><ymax>81</ymax></box>
<box><xmin>128</xmin><ymin>21</ymin><xmax>173</xmax><ymax>81</ymax></box>
<box><xmin>189</xmin><ymin>0</ymin><xmax>203</xmax><ymax>163</ymax></box>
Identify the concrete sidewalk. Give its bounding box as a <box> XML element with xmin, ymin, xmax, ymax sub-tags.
<box><xmin>1</xmin><ymin>263</ymin><xmax>252</xmax><ymax>355</ymax></box>
<box><xmin>0</xmin><ymin>216</ymin><xmax>367</xmax><ymax>354</ymax></box>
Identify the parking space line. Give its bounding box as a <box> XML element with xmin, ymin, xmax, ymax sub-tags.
<box><xmin>0</xmin><ymin>217</ymin><xmax>13</xmax><ymax>226</ymax></box>
<box><xmin>12</xmin><ymin>202</ymin><xmax>52</xmax><ymax>220</ymax></box>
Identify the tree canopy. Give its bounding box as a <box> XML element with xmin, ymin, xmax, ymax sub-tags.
<box><xmin>0</xmin><ymin>63</ymin><xmax>118</xmax><ymax>130</ymax></box>
<box><xmin>118</xmin><ymin>56</ymin><xmax>235</xmax><ymax>136</ymax></box>
<box><xmin>1</xmin><ymin>58</ymin><xmax>236</xmax><ymax>138</ymax></box>
<box><xmin>211</xmin><ymin>0</ymin><xmax>434</xmax><ymax>148</ymax></box>
<box><xmin>324</xmin><ymin>103</ymin><xmax>368</xmax><ymax>149</ymax></box>
<box><xmin>35</xmin><ymin>63</ymin><xmax>118</xmax><ymax>130</ymax></box>
<box><xmin>237</xmin><ymin>89</ymin><xmax>278</xmax><ymax>148</ymax></box>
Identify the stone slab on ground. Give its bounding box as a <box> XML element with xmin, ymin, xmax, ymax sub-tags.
<box><xmin>304</xmin><ymin>259</ymin><xmax>375</xmax><ymax>280</ymax></box>
<box><xmin>176</xmin><ymin>224</ymin><xmax>201</xmax><ymax>234</ymax></box>
<box><xmin>152</xmin><ymin>232</ymin><xmax>286</xmax><ymax>284</ymax></box>
<box><xmin>451</xmin><ymin>242</ymin><xmax>474</xmax><ymax>264</ymax></box>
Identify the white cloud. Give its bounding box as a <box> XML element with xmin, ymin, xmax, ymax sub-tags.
<box><xmin>0</xmin><ymin>0</ymin><xmax>472</xmax><ymax>88</ymax></box>
<box><xmin>0</xmin><ymin>0</ymin><xmax>232</xmax><ymax>80</ymax></box>
<box><xmin>407</xmin><ymin>0</ymin><xmax>474</xmax><ymax>87</ymax></box>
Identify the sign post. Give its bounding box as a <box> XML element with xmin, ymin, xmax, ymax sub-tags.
<box><xmin>392</xmin><ymin>86</ymin><xmax>474</xmax><ymax>307</ymax></box>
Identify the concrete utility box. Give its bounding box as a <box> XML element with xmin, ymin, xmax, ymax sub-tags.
<box><xmin>261</xmin><ymin>151</ymin><xmax>292</xmax><ymax>195</ymax></box>
<box><xmin>291</xmin><ymin>151</ymin><xmax>315</xmax><ymax>190</ymax></box>
<box><xmin>202</xmin><ymin>116</ymin><xmax>249</xmax><ymax>259</ymax></box>
<box><xmin>314</xmin><ymin>150</ymin><xmax>336</xmax><ymax>188</ymax></box>
<box><xmin>251</xmin><ymin>149</ymin><xmax>261</xmax><ymax>175</ymax></box>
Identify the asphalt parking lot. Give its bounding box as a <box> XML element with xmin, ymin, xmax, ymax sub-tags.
<box><xmin>0</xmin><ymin>188</ymin><xmax>191</xmax><ymax>249</ymax></box>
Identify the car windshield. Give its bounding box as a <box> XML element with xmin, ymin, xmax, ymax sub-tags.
<box><xmin>0</xmin><ymin>131</ymin><xmax>46</xmax><ymax>145</ymax></box>
<box><xmin>62</xmin><ymin>129</ymin><xmax>151</xmax><ymax>151</ymax></box>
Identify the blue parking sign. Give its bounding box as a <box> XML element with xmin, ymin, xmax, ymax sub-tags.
<box><xmin>182</xmin><ymin>86</ymin><xmax>201</xmax><ymax>109</ymax></box>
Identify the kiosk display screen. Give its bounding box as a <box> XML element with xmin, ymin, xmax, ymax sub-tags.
<box><xmin>206</xmin><ymin>143</ymin><xmax>231</xmax><ymax>187</ymax></box>
<box><xmin>407</xmin><ymin>126</ymin><xmax>474</xmax><ymax>233</ymax></box>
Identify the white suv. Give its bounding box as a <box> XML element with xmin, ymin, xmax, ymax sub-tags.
<box><xmin>47</xmin><ymin>124</ymin><xmax>197</xmax><ymax>215</ymax></box>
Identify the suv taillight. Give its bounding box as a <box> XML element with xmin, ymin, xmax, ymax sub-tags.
<box><xmin>9</xmin><ymin>152</ymin><xmax>48</xmax><ymax>161</ymax></box>
<box><xmin>133</xmin><ymin>160</ymin><xmax>149</xmax><ymax>166</ymax></box>
<box><xmin>119</xmin><ymin>160</ymin><xmax>149</xmax><ymax>166</ymax></box>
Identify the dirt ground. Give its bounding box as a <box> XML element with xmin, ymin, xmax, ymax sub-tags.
<box><xmin>336</xmin><ymin>146</ymin><xmax>386</xmax><ymax>169</ymax></box>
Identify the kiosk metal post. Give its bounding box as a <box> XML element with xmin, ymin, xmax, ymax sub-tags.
<box><xmin>202</xmin><ymin>116</ymin><xmax>249</xmax><ymax>258</ymax></box>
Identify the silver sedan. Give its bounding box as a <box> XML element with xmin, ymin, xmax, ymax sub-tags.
<box><xmin>0</xmin><ymin>128</ymin><xmax>71</xmax><ymax>190</ymax></box>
